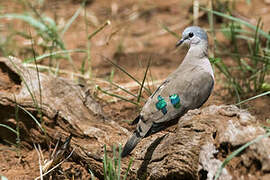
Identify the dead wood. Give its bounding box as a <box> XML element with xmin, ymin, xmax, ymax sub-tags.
<box><xmin>0</xmin><ymin>57</ymin><xmax>269</xmax><ymax>180</ymax></box>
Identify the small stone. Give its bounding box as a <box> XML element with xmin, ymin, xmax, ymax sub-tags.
<box><xmin>261</xmin><ymin>174</ymin><xmax>270</xmax><ymax>180</ymax></box>
<box><xmin>238</xmin><ymin>110</ymin><xmax>256</xmax><ymax>125</ymax></box>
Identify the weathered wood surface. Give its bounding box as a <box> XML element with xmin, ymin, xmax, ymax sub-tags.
<box><xmin>0</xmin><ymin>57</ymin><xmax>269</xmax><ymax>180</ymax></box>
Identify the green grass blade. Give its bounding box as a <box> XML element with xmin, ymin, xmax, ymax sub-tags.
<box><xmin>14</xmin><ymin>102</ymin><xmax>20</xmax><ymax>147</ymax></box>
<box><xmin>43</xmin><ymin>16</ymin><xmax>57</xmax><ymax>28</ymax></box>
<box><xmin>101</xmin><ymin>55</ymin><xmax>152</xmax><ymax>95</ymax></box>
<box><xmin>262</xmin><ymin>83</ymin><xmax>270</xmax><ymax>91</ymax></box>
<box><xmin>232</xmin><ymin>82</ymin><xmax>242</xmax><ymax>104</ymax></box>
<box><xmin>17</xmin><ymin>105</ymin><xmax>45</xmax><ymax>133</ymax></box>
<box><xmin>108</xmin><ymin>81</ymin><xmax>145</xmax><ymax>101</ymax></box>
<box><xmin>88</xmin><ymin>20</ymin><xmax>111</xmax><ymax>40</ymax></box>
<box><xmin>88</xmin><ymin>168</ymin><xmax>95</xmax><ymax>180</ymax></box>
<box><xmin>29</xmin><ymin>30</ymin><xmax>44</xmax><ymax>135</ymax></box>
<box><xmin>24</xmin><ymin>49</ymin><xmax>86</xmax><ymax>63</ymax></box>
<box><xmin>0</xmin><ymin>124</ymin><xmax>17</xmax><ymax>135</ymax></box>
<box><xmin>240</xmin><ymin>59</ymin><xmax>255</xmax><ymax>72</ymax></box>
<box><xmin>235</xmin><ymin>91</ymin><xmax>270</xmax><ymax>106</ymax></box>
<box><xmin>200</xmin><ymin>7</ymin><xmax>270</xmax><ymax>40</ymax></box>
<box><xmin>96</xmin><ymin>85</ymin><xmax>140</xmax><ymax>106</ymax></box>
<box><xmin>113</xmin><ymin>145</ymin><xmax>117</xmax><ymax>178</ymax></box>
<box><xmin>0</xmin><ymin>14</ymin><xmax>47</xmax><ymax>31</ymax></box>
<box><xmin>214</xmin><ymin>131</ymin><xmax>270</xmax><ymax>180</ymax></box>
<box><xmin>218</xmin><ymin>27</ymin><xmax>253</xmax><ymax>35</ymax></box>
<box><xmin>245</xmin><ymin>0</ymin><xmax>251</xmax><ymax>4</ymax></box>
<box><xmin>103</xmin><ymin>145</ymin><xmax>108</xmax><ymax>180</ymax></box>
<box><xmin>137</xmin><ymin>58</ymin><xmax>151</xmax><ymax>103</ymax></box>
<box><xmin>159</xmin><ymin>23</ymin><xmax>180</xmax><ymax>39</ymax></box>
<box><xmin>215</xmin><ymin>51</ymin><xmax>270</xmax><ymax>63</ymax></box>
<box><xmin>108</xmin><ymin>159</ymin><xmax>113</xmax><ymax>179</ymax></box>
<box><xmin>61</xmin><ymin>5</ymin><xmax>83</xmax><ymax>37</ymax></box>
<box><xmin>25</xmin><ymin>2</ymin><xmax>76</xmax><ymax>71</ymax></box>
<box><xmin>117</xmin><ymin>144</ymin><xmax>122</xmax><ymax>180</ymax></box>
<box><xmin>235</xmin><ymin>35</ymin><xmax>255</xmax><ymax>42</ymax></box>
<box><xmin>123</xmin><ymin>157</ymin><xmax>134</xmax><ymax>180</ymax></box>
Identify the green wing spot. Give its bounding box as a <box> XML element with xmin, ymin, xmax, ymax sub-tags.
<box><xmin>156</xmin><ymin>95</ymin><xmax>167</xmax><ymax>115</ymax></box>
<box><xmin>156</xmin><ymin>96</ymin><xmax>166</xmax><ymax>110</ymax></box>
<box><xmin>170</xmin><ymin>94</ymin><xmax>181</xmax><ymax>109</ymax></box>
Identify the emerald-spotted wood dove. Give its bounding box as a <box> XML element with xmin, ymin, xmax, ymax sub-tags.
<box><xmin>121</xmin><ymin>26</ymin><xmax>214</xmax><ymax>157</ymax></box>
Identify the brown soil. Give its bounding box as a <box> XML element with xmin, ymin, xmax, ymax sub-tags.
<box><xmin>0</xmin><ymin>0</ymin><xmax>270</xmax><ymax>179</ymax></box>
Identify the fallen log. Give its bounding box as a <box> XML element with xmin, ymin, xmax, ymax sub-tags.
<box><xmin>0</xmin><ymin>57</ymin><xmax>269</xmax><ymax>180</ymax></box>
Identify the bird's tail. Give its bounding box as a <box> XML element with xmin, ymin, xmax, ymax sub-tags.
<box><xmin>121</xmin><ymin>130</ymin><xmax>142</xmax><ymax>157</ymax></box>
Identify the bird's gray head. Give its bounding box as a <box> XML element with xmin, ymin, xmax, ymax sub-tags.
<box><xmin>176</xmin><ymin>26</ymin><xmax>208</xmax><ymax>47</ymax></box>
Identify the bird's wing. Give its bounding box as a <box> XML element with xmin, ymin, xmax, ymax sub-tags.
<box><xmin>136</xmin><ymin>65</ymin><xmax>214</xmax><ymax>137</ymax></box>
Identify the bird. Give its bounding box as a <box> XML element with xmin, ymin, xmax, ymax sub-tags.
<box><xmin>121</xmin><ymin>26</ymin><xmax>214</xmax><ymax>157</ymax></box>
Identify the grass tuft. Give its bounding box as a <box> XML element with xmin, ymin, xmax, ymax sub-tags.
<box><xmin>103</xmin><ymin>144</ymin><xmax>133</xmax><ymax>180</ymax></box>
<box><xmin>214</xmin><ymin>130</ymin><xmax>270</xmax><ymax>180</ymax></box>
<box><xmin>201</xmin><ymin>6</ymin><xmax>270</xmax><ymax>103</ymax></box>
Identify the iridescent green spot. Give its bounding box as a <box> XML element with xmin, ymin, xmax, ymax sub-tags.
<box><xmin>156</xmin><ymin>95</ymin><xmax>167</xmax><ymax>115</ymax></box>
<box><xmin>170</xmin><ymin>94</ymin><xmax>181</xmax><ymax>109</ymax></box>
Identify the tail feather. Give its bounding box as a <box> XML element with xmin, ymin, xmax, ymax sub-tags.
<box><xmin>130</xmin><ymin>115</ymin><xmax>140</xmax><ymax>125</ymax></box>
<box><xmin>121</xmin><ymin>131</ymin><xmax>142</xmax><ymax>157</ymax></box>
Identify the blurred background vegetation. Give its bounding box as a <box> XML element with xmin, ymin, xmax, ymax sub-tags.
<box><xmin>0</xmin><ymin>0</ymin><xmax>269</xmax><ymax>104</ymax></box>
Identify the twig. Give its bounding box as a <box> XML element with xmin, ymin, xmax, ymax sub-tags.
<box><xmin>34</xmin><ymin>143</ymin><xmax>43</xmax><ymax>180</ymax></box>
<box><xmin>38</xmin><ymin>144</ymin><xmax>45</xmax><ymax>168</ymax></box>
<box><xmin>34</xmin><ymin>148</ymin><xmax>75</xmax><ymax>180</ymax></box>
<box><xmin>193</xmin><ymin>0</ymin><xmax>199</xmax><ymax>26</ymax></box>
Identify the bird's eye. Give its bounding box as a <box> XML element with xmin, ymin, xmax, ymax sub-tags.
<box><xmin>189</xmin><ymin>32</ymin><xmax>194</xmax><ymax>38</ymax></box>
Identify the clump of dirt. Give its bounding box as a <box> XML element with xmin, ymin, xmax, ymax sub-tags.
<box><xmin>0</xmin><ymin>144</ymin><xmax>42</xmax><ymax>179</ymax></box>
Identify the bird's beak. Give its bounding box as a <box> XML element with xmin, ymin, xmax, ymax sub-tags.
<box><xmin>175</xmin><ymin>38</ymin><xmax>184</xmax><ymax>47</ymax></box>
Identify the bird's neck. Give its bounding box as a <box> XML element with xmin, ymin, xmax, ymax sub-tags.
<box><xmin>180</xmin><ymin>42</ymin><xmax>214</xmax><ymax>78</ymax></box>
<box><xmin>181</xmin><ymin>42</ymin><xmax>208</xmax><ymax>65</ymax></box>
<box><xmin>186</xmin><ymin>42</ymin><xmax>208</xmax><ymax>59</ymax></box>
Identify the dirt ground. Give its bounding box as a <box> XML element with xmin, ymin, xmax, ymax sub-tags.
<box><xmin>0</xmin><ymin>0</ymin><xmax>270</xmax><ymax>179</ymax></box>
